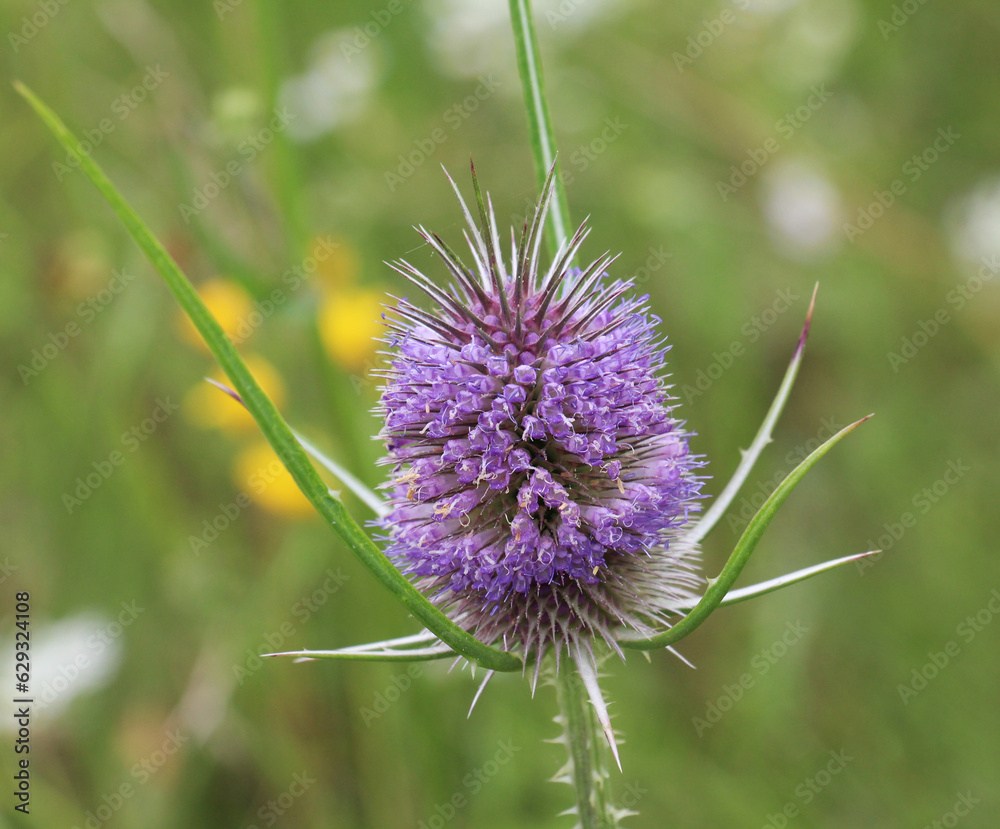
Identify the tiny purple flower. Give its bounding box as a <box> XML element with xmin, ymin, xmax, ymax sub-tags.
<box><xmin>377</xmin><ymin>168</ymin><xmax>704</xmax><ymax>679</ymax></box>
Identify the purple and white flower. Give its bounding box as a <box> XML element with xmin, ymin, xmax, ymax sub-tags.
<box><xmin>376</xmin><ymin>167</ymin><xmax>705</xmax><ymax>683</ymax></box>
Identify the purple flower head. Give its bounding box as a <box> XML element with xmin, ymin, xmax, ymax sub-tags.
<box><xmin>377</xmin><ymin>167</ymin><xmax>704</xmax><ymax>675</ymax></box>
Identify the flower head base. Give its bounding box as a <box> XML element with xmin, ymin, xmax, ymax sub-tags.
<box><xmin>376</xmin><ymin>167</ymin><xmax>704</xmax><ymax>673</ymax></box>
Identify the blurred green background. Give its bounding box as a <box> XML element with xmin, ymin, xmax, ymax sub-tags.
<box><xmin>2</xmin><ymin>0</ymin><xmax>999</xmax><ymax>826</ymax></box>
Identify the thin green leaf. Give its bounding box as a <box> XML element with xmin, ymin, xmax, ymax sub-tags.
<box><xmin>16</xmin><ymin>82</ymin><xmax>520</xmax><ymax>674</ymax></box>
<box><xmin>508</xmin><ymin>0</ymin><xmax>572</xmax><ymax>254</ymax></box>
<box><xmin>620</xmin><ymin>415</ymin><xmax>872</xmax><ymax>650</ymax></box>
<box><xmin>688</xmin><ymin>284</ymin><xmax>818</xmax><ymax>544</ymax></box>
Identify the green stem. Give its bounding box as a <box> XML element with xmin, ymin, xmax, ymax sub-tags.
<box><xmin>555</xmin><ymin>668</ymin><xmax>620</xmax><ymax>829</ymax></box>
<box><xmin>508</xmin><ymin>0</ymin><xmax>572</xmax><ymax>256</ymax></box>
<box><xmin>253</xmin><ymin>0</ymin><xmax>309</xmax><ymax>260</ymax></box>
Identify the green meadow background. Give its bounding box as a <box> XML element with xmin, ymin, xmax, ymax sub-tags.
<box><xmin>2</xmin><ymin>0</ymin><xmax>999</xmax><ymax>826</ymax></box>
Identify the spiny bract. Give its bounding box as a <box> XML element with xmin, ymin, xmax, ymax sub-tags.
<box><xmin>376</xmin><ymin>167</ymin><xmax>704</xmax><ymax>679</ymax></box>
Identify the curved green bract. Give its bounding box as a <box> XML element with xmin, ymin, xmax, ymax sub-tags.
<box><xmin>620</xmin><ymin>416</ymin><xmax>872</xmax><ymax>650</ymax></box>
<box><xmin>15</xmin><ymin>82</ymin><xmax>521</xmax><ymax>674</ymax></box>
<box><xmin>688</xmin><ymin>286</ymin><xmax>816</xmax><ymax>544</ymax></box>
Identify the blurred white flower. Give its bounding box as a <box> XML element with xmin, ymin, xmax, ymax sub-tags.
<box><xmin>2</xmin><ymin>612</ymin><xmax>123</xmax><ymax>729</ymax></box>
<box><xmin>425</xmin><ymin>0</ymin><xmax>627</xmax><ymax>78</ymax></box>
<box><xmin>763</xmin><ymin>0</ymin><xmax>860</xmax><ymax>91</ymax></box>
<box><xmin>760</xmin><ymin>160</ymin><xmax>841</xmax><ymax>258</ymax></box>
<box><xmin>280</xmin><ymin>29</ymin><xmax>381</xmax><ymax>142</ymax></box>
<box><xmin>742</xmin><ymin>0</ymin><xmax>802</xmax><ymax>15</ymax></box>
<box><xmin>946</xmin><ymin>177</ymin><xmax>1000</xmax><ymax>265</ymax></box>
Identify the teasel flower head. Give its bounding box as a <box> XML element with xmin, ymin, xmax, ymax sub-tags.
<box><xmin>375</xmin><ymin>166</ymin><xmax>705</xmax><ymax>688</ymax></box>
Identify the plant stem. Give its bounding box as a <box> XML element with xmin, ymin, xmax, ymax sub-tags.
<box><xmin>508</xmin><ymin>0</ymin><xmax>573</xmax><ymax>256</ymax></box>
<box><xmin>555</xmin><ymin>667</ymin><xmax>620</xmax><ymax>829</ymax></box>
<box><xmin>253</xmin><ymin>0</ymin><xmax>309</xmax><ymax>260</ymax></box>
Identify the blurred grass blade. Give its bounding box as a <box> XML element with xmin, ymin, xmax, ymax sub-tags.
<box><xmin>620</xmin><ymin>415</ymin><xmax>872</xmax><ymax>650</ymax></box>
<box><xmin>15</xmin><ymin>81</ymin><xmax>520</xmax><ymax>674</ymax></box>
<box><xmin>508</xmin><ymin>0</ymin><xmax>572</xmax><ymax>253</ymax></box>
<box><xmin>687</xmin><ymin>285</ymin><xmax>818</xmax><ymax>544</ymax></box>
<box><xmin>265</xmin><ymin>646</ymin><xmax>456</xmax><ymax>663</ymax></box>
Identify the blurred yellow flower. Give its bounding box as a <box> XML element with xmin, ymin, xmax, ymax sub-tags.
<box><xmin>184</xmin><ymin>354</ymin><xmax>286</xmax><ymax>434</ymax></box>
<box><xmin>318</xmin><ymin>288</ymin><xmax>383</xmax><ymax>371</ymax></box>
<box><xmin>177</xmin><ymin>278</ymin><xmax>253</xmax><ymax>351</ymax></box>
<box><xmin>233</xmin><ymin>440</ymin><xmax>314</xmax><ymax>518</ymax></box>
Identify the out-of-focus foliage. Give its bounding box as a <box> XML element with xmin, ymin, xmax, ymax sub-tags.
<box><xmin>1</xmin><ymin>0</ymin><xmax>998</xmax><ymax>826</ymax></box>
